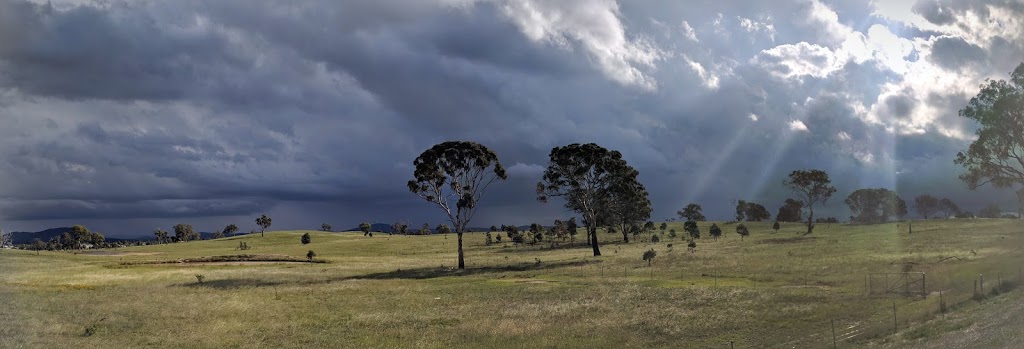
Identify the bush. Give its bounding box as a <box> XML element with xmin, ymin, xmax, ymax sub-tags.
<box><xmin>195</xmin><ymin>274</ymin><xmax>205</xmax><ymax>284</ymax></box>
<box><xmin>301</xmin><ymin>233</ymin><xmax>311</xmax><ymax>245</ymax></box>
<box><xmin>651</xmin><ymin>235</ymin><xmax>660</xmax><ymax>243</ymax></box>
<box><xmin>306</xmin><ymin>250</ymin><xmax>317</xmax><ymax>262</ymax></box>
<box><xmin>642</xmin><ymin>249</ymin><xmax>657</xmax><ymax>266</ymax></box>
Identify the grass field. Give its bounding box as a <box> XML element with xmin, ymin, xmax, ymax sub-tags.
<box><xmin>2</xmin><ymin>219</ymin><xmax>1023</xmax><ymax>348</ymax></box>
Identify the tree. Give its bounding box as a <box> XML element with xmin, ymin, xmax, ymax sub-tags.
<box><xmin>735</xmin><ymin>200</ymin><xmax>749</xmax><ymax>221</ymax></box>
<box><xmin>642</xmin><ymin>249</ymin><xmax>657</xmax><ymax>266</ymax></box>
<box><xmin>436</xmin><ymin>224</ymin><xmax>452</xmax><ymax>235</ymax></box>
<box><xmin>173</xmin><ymin>224</ymin><xmax>198</xmax><ymax>242</ymax></box>
<box><xmin>783</xmin><ymin>169</ymin><xmax>837</xmax><ymax>235</ymax></box>
<box><xmin>668</xmin><ymin>229</ymin><xmax>678</xmax><ymax>240</ymax></box>
<box><xmin>408</xmin><ymin>141</ymin><xmax>507</xmax><ymax>269</ymax></box>
<box><xmin>154</xmin><ymin>229</ymin><xmax>169</xmax><ymax>244</ymax></box>
<box><xmin>490</xmin><ymin>225</ymin><xmax>498</xmax><ymax>232</ymax></box>
<box><xmin>980</xmin><ymin>204</ymin><xmax>1002</xmax><ymax>218</ymax></box>
<box><xmin>301</xmin><ymin>233</ymin><xmax>311</xmax><ymax>245</ymax></box>
<box><xmin>567</xmin><ymin>218</ymin><xmax>579</xmax><ymax>245</ymax></box>
<box><xmin>736</xmin><ymin>224</ymin><xmax>750</xmax><ymax>241</ymax></box>
<box><xmin>708</xmin><ymin>223</ymin><xmax>722</xmax><ymax>241</ymax></box>
<box><xmin>358</xmin><ymin>222</ymin><xmax>372</xmax><ymax>236</ymax></box>
<box><xmin>939</xmin><ymin>198</ymin><xmax>961</xmax><ymax>218</ymax></box>
<box><xmin>212</xmin><ymin>230</ymin><xmax>225</xmax><ymax>239</ymax></box>
<box><xmin>223</xmin><ymin>224</ymin><xmax>239</xmax><ymax>236</ymax></box>
<box><xmin>659</xmin><ymin>222</ymin><xmax>667</xmax><ymax>235</ymax></box>
<box><xmin>776</xmin><ymin>198</ymin><xmax>804</xmax><ymax>222</ymax></box>
<box><xmin>31</xmin><ymin>238</ymin><xmax>45</xmax><ymax>255</ymax></box>
<box><xmin>678</xmin><ymin>204</ymin><xmax>706</xmax><ymax>221</ymax></box>
<box><xmin>392</xmin><ymin>222</ymin><xmax>409</xmax><ymax>235</ymax></box>
<box><xmin>845</xmin><ymin>188</ymin><xmax>907</xmax><ymax>223</ymax></box>
<box><xmin>602</xmin><ymin>177</ymin><xmax>652</xmax><ymax>243</ymax></box>
<box><xmin>321</xmin><ymin>223</ymin><xmax>332</xmax><ymax>232</ymax></box>
<box><xmin>954</xmin><ymin>62</ymin><xmax>1024</xmax><ymax>190</ymax></box>
<box><xmin>745</xmin><ymin>202</ymin><xmax>771</xmax><ymax>221</ymax></box>
<box><xmin>419</xmin><ymin>223</ymin><xmax>432</xmax><ymax>235</ymax></box>
<box><xmin>537</xmin><ymin>143</ymin><xmax>644</xmax><ymax>257</ymax></box>
<box><xmin>684</xmin><ymin>220</ymin><xmax>700</xmax><ymax>240</ymax></box>
<box><xmin>529</xmin><ymin>223</ymin><xmax>544</xmax><ymax>243</ymax></box>
<box><xmin>643</xmin><ymin>221</ymin><xmax>655</xmax><ymax>233</ymax></box>
<box><xmin>256</xmin><ymin>214</ymin><xmax>272</xmax><ymax>237</ymax></box>
<box><xmin>772</xmin><ymin>221</ymin><xmax>780</xmax><ymax>233</ymax></box>
<box><xmin>306</xmin><ymin>250</ymin><xmax>316</xmax><ymax>263</ymax></box>
<box><xmin>914</xmin><ymin>195</ymin><xmax>941</xmax><ymax>219</ymax></box>
<box><xmin>1017</xmin><ymin>188</ymin><xmax>1024</xmax><ymax>219</ymax></box>
<box><xmin>0</xmin><ymin>229</ymin><xmax>11</xmax><ymax>249</ymax></box>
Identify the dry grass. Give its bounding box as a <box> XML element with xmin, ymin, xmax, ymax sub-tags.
<box><xmin>1</xmin><ymin>219</ymin><xmax>1023</xmax><ymax>348</ymax></box>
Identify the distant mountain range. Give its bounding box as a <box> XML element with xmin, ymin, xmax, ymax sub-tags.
<box><xmin>344</xmin><ymin>223</ymin><xmax>523</xmax><ymax>234</ymax></box>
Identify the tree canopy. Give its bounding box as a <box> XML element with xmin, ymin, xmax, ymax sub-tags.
<box><xmin>537</xmin><ymin>143</ymin><xmax>644</xmax><ymax>256</ymax></box>
<box><xmin>845</xmin><ymin>188</ymin><xmax>907</xmax><ymax>223</ymax></box>
<box><xmin>677</xmin><ymin>203</ymin><xmax>706</xmax><ymax>221</ymax></box>
<box><xmin>955</xmin><ymin>62</ymin><xmax>1024</xmax><ymax>190</ymax></box>
<box><xmin>784</xmin><ymin>169</ymin><xmax>837</xmax><ymax>235</ymax></box>
<box><xmin>408</xmin><ymin>141</ymin><xmax>507</xmax><ymax>269</ymax></box>
<box><xmin>256</xmin><ymin>214</ymin><xmax>272</xmax><ymax>237</ymax></box>
<box><xmin>776</xmin><ymin>198</ymin><xmax>804</xmax><ymax>222</ymax></box>
<box><xmin>914</xmin><ymin>194</ymin><xmax>941</xmax><ymax>219</ymax></box>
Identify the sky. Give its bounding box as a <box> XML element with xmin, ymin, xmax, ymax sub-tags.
<box><xmin>1</xmin><ymin>0</ymin><xmax>1022</xmax><ymax>236</ymax></box>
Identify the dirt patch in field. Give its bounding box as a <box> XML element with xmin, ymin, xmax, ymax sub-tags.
<box><xmin>81</xmin><ymin>251</ymin><xmax>163</xmax><ymax>256</ymax></box>
<box><xmin>514</xmin><ymin>280</ymin><xmax>555</xmax><ymax>284</ymax></box>
<box><xmin>758</xmin><ymin>237</ymin><xmax>817</xmax><ymax>244</ymax></box>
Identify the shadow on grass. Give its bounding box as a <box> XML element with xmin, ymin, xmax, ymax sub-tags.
<box><xmin>175</xmin><ymin>259</ymin><xmax>600</xmax><ymax>289</ymax></box>
<box><xmin>180</xmin><ymin>279</ymin><xmax>284</xmax><ymax>289</ymax></box>
<box><xmin>349</xmin><ymin>259</ymin><xmax>597</xmax><ymax>280</ymax></box>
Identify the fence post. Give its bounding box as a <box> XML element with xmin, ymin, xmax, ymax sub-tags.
<box><xmin>922</xmin><ymin>273</ymin><xmax>927</xmax><ymax>297</ymax></box>
<box><xmin>831</xmin><ymin>319</ymin><xmax>837</xmax><ymax>349</ymax></box>
<box><xmin>980</xmin><ymin>274</ymin><xmax>984</xmax><ymax>294</ymax></box>
<box><xmin>892</xmin><ymin>301</ymin><xmax>898</xmax><ymax>335</ymax></box>
<box><xmin>939</xmin><ymin>291</ymin><xmax>945</xmax><ymax>319</ymax></box>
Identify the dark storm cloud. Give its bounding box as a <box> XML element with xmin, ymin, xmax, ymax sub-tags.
<box><xmin>0</xmin><ymin>0</ymin><xmax>1021</xmax><ymax>235</ymax></box>
<box><xmin>928</xmin><ymin>36</ymin><xmax>987</xmax><ymax>71</ymax></box>
<box><xmin>912</xmin><ymin>0</ymin><xmax>957</xmax><ymax>25</ymax></box>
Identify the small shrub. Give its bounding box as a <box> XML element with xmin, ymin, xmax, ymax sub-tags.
<box><xmin>687</xmin><ymin>240</ymin><xmax>697</xmax><ymax>253</ymax></box>
<box><xmin>301</xmin><ymin>233</ymin><xmax>311</xmax><ymax>245</ymax></box>
<box><xmin>237</xmin><ymin>241</ymin><xmax>251</xmax><ymax>250</ymax></box>
<box><xmin>306</xmin><ymin>250</ymin><xmax>317</xmax><ymax>262</ymax></box>
<box><xmin>642</xmin><ymin>249</ymin><xmax>657</xmax><ymax>266</ymax></box>
<box><xmin>651</xmin><ymin>235</ymin><xmax>660</xmax><ymax>243</ymax></box>
<box><xmin>195</xmin><ymin>274</ymin><xmax>205</xmax><ymax>284</ymax></box>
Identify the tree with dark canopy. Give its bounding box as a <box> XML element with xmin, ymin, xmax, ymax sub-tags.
<box><xmin>683</xmin><ymin>220</ymin><xmax>700</xmax><ymax>240</ymax></box>
<box><xmin>745</xmin><ymin>202</ymin><xmax>771</xmax><ymax>221</ymax></box>
<box><xmin>845</xmin><ymin>188</ymin><xmax>907</xmax><ymax>223</ymax></box>
<box><xmin>173</xmin><ymin>224</ymin><xmax>199</xmax><ymax>242</ymax></box>
<box><xmin>409</xmin><ymin>141</ymin><xmax>507</xmax><ymax>269</ymax></box>
<box><xmin>321</xmin><ymin>223</ymin><xmax>332</xmax><ymax>232</ymax></box>
<box><xmin>436</xmin><ymin>223</ymin><xmax>452</xmax><ymax>235</ymax></box>
<box><xmin>678</xmin><ymin>203</ymin><xmax>706</xmax><ymax>221</ymax></box>
<box><xmin>659</xmin><ymin>222</ymin><xmax>668</xmax><ymax>235</ymax></box>
<box><xmin>736</xmin><ymin>224</ymin><xmax>750</xmax><ymax>240</ymax></box>
<box><xmin>709</xmin><ymin>223</ymin><xmax>722</xmax><ymax>241</ymax></box>
<box><xmin>772</xmin><ymin>221</ymin><xmax>780</xmax><ymax>233</ymax></box>
<box><xmin>955</xmin><ymin>62</ymin><xmax>1024</xmax><ymax>190</ymax></box>
<box><xmin>223</xmin><ymin>224</ymin><xmax>239</xmax><ymax>236</ymax></box>
<box><xmin>359</xmin><ymin>222</ymin><xmax>372</xmax><ymax>236</ymax></box>
<box><xmin>783</xmin><ymin>170</ymin><xmax>837</xmax><ymax>235</ymax></box>
<box><xmin>735</xmin><ymin>200</ymin><xmax>749</xmax><ymax>221</ymax></box>
<box><xmin>914</xmin><ymin>195</ymin><xmax>941</xmax><ymax>219</ymax></box>
<box><xmin>537</xmin><ymin>143</ymin><xmax>644</xmax><ymax>256</ymax></box>
<box><xmin>776</xmin><ymin>198</ymin><xmax>804</xmax><ymax>222</ymax></box>
<box><xmin>256</xmin><ymin>214</ymin><xmax>272</xmax><ymax>237</ymax></box>
<box><xmin>601</xmin><ymin>176</ymin><xmax>653</xmax><ymax>243</ymax></box>
<box><xmin>301</xmin><ymin>233</ymin><xmax>311</xmax><ymax>245</ymax></box>
<box><xmin>154</xmin><ymin>229</ymin><xmax>169</xmax><ymax>244</ymax></box>
<box><xmin>392</xmin><ymin>222</ymin><xmax>409</xmax><ymax>235</ymax></box>
<box><xmin>642</xmin><ymin>249</ymin><xmax>657</xmax><ymax>266</ymax></box>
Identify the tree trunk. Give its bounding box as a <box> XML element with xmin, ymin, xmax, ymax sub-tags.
<box><xmin>261</xmin><ymin>229</ymin><xmax>265</xmax><ymax>237</ymax></box>
<box><xmin>590</xmin><ymin>226</ymin><xmax>602</xmax><ymax>256</ymax></box>
<box><xmin>804</xmin><ymin>207</ymin><xmax>815</xmax><ymax>236</ymax></box>
<box><xmin>621</xmin><ymin>228</ymin><xmax>630</xmax><ymax>243</ymax></box>
<box><xmin>457</xmin><ymin>232</ymin><xmax>465</xmax><ymax>269</ymax></box>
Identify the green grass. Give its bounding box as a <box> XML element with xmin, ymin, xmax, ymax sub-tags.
<box><xmin>2</xmin><ymin>219</ymin><xmax>1023</xmax><ymax>348</ymax></box>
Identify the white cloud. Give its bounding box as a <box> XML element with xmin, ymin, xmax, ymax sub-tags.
<box><xmin>680</xmin><ymin>20</ymin><xmax>698</xmax><ymax>42</ymax></box>
<box><xmin>788</xmin><ymin>120</ymin><xmax>809</xmax><ymax>132</ymax></box>
<box><xmin>500</xmin><ymin>0</ymin><xmax>665</xmax><ymax>90</ymax></box>
<box><xmin>754</xmin><ymin>41</ymin><xmax>840</xmax><ymax>79</ymax></box>
<box><xmin>748</xmin><ymin>113</ymin><xmax>759</xmax><ymax>121</ymax></box>
<box><xmin>683</xmin><ymin>54</ymin><xmax>720</xmax><ymax>89</ymax></box>
<box><xmin>738</xmin><ymin>16</ymin><xmax>775</xmax><ymax>41</ymax></box>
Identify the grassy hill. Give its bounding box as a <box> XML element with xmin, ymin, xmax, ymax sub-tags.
<box><xmin>2</xmin><ymin>219</ymin><xmax>1023</xmax><ymax>348</ymax></box>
